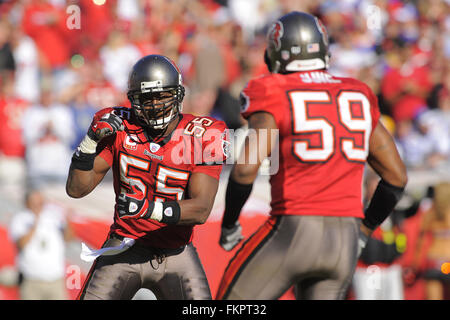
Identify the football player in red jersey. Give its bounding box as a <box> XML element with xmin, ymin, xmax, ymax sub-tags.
<box><xmin>66</xmin><ymin>55</ymin><xmax>229</xmax><ymax>300</ymax></box>
<box><xmin>216</xmin><ymin>11</ymin><xmax>407</xmax><ymax>300</ymax></box>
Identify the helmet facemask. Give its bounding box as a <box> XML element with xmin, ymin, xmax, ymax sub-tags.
<box><xmin>129</xmin><ymin>86</ymin><xmax>185</xmax><ymax>130</ymax></box>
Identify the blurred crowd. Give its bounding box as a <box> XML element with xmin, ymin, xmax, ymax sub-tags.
<box><xmin>0</xmin><ymin>0</ymin><xmax>449</xmax><ymax>191</ymax></box>
<box><xmin>0</xmin><ymin>0</ymin><xmax>449</xmax><ymax>299</ymax></box>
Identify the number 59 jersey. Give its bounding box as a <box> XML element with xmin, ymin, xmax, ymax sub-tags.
<box><xmin>97</xmin><ymin>108</ymin><xmax>229</xmax><ymax>249</ymax></box>
<box><xmin>241</xmin><ymin>70</ymin><xmax>380</xmax><ymax>218</ymax></box>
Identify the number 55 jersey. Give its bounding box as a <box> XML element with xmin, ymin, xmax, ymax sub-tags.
<box><xmin>240</xmin><ymin>70</ymin><xmax>380</xmax><ymax>218</ymax></box>
<box><xmin>97</xmin><ymin>107</ymin><xmax>229</xmax><ymax>249</ymax></box>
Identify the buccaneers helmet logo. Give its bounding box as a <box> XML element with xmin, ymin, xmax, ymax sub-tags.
<box><xmin>268</xmin><ymin>21</ymin><xmax>284</xmax><ymax>51</ymax></box>
<box><xmin>314</xmin><ymin>17</ymin><xmax>329</xmax><ymax>46</ymax></box>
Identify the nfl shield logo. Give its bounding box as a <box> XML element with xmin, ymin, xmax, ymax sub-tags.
<box><xmin>281</xmin><ymin>50</ymin><xmax>290</xmax><ymax>60</ymax></box>
<box><xmin>150</xmin><ymin>143</ymin><xmax>160</xmax><ymax>153</ymax></box>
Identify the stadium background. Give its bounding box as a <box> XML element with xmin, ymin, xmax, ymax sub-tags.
<box><xmin>0</xmin><ymin>0</ymin><xmax>449</xmax><ymax>300</ymax></box>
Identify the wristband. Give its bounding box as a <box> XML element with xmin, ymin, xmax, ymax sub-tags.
<box><xmin>362</xmin><ymin>179</ymin><xmax>405</xmax><ymax>230</ymax></box>
<box><xmin>147</xmin><ymin>201</ymin><xmax>181</xmax><ymax>225</ymax></box>
<box><xmin>71</xmin><ymin>150</ymin><xmax>96</xmax><ymax>171</ymax></box>
<box><xmin>70</xmin><ymin>132</ymin><xmax>99</xmax><ymax>171</ymax></box>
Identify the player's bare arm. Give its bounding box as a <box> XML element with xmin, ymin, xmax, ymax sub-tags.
<box><xmin>66</xmin><ymin>108</ymin><xmax>123</xmax><ymax>198</ymax></box>
<box><xmin>176</xmin><ymin>172</ymin><xmax>220</xmax><ymax>225</ymax></box>
<box><xmin>66</xmin><ymin>155</ymin><xmax>110</xmax><ymax>198</ymax></box>
<box><xmin>361</xmin><ymin>120</ymin><xmax>408</xmax><ymax>237</ymax></box>
<box><xmin>231</xmin><ymin>111</ymin><xmax>278</xmax><ymax>184</ymax></box>
<box><xmin>219</xmin><ymin>111</ymin><xmax>278</xmax><ymax>251</ymax></box>
<box><xmin>367</xmin><ymin>121</ymin><xmax>407</xmax><ymax>188</ymax></box>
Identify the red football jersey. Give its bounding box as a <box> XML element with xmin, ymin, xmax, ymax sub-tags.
<box><xmin>97</xmin><ymin>107</ymin><xmax>228</xmax><ymax>248</ymax></box>
<box><xmin>241</xmin><ymin>70</ymin><xmax>380</xmax><ymax>218</ymax></box>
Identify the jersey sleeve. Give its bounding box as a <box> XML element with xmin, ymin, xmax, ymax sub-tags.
<box><xmin>97</xmin><ymin>135</ymin><xmax>114</xmax><ymax>166</ymax></box>
<box><xmin>191</xmin><ymin>119</ymin><xmax>229</xmax><ymax>180</ymax></box>
<box><xmin>240</xmin><ymin>77</ymin><xmax>284</xmax><ymax>127</ymax></box>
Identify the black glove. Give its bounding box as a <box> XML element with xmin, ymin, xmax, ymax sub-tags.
<box><xmin>75</xmin><ymin>108</ymin><xmax>124</xmax><ymax>158</ymax></box>
<box><xmin>88</xmin><ymin>110</ymin><xmax>124</xmax><ymax>142</ymax></box>
<box><xmin>357</xmin><ymin>229</ymin><xmax>369</xmax><ymax>259</ymax></box>
<box><xmin>117</xmin><ymin>185</ymin><xmax>153</xmax><ymax>219</ymax></box>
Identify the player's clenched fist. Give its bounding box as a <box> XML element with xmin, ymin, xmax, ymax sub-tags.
<box><xmin>117</xmin><ymin>185</ymin><xmax>152</xmax><ymax>219</ymax></box>
<box><xmin>117</xmin><ymin>184</ymin><xmax>182</xmax><ymax>225</ymax></box>
<box><xmin>71</xmin><ymin>108</ymin><xmax>124</xmax><ymax>171</ymax></box>
<box><xmin>87</xmin><ymin>109</ymin><xmax>124</xmax><ymax>143</ymax></box>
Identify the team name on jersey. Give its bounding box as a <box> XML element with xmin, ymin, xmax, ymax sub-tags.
<box><xmin>299</xmin><ymin>72</ymin><xmax>341</xmax><ymax>84</ymax></box>
<box><xmin>143</xmin><ymin>149</ymin><xmax>164</xmax><ymax>160</ymax></box>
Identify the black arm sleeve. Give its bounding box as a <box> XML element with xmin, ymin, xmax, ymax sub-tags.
<box><xmin>362</xmin><ymin>179</ymin><xmax>405</xmax><ymax>230</ymax></box>
<box><xmin>221</xmin><ymin>176</ymin><xmax>253</xmax><ymax>229</ymax></box>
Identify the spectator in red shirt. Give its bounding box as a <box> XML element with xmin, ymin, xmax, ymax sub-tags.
<box><xmin>211</xmin><ymin>8</ymin><xmax>242</xmax><ymax>89</ymax></box>
<box><xmin>79</xmin><ymin>0</ymin><xmax>114</xmax><ymax>55</ymax></box>
<box><xmin>21</xmin><ymin>0</ymin><xmax>70</xmax><ymax>72</ymax></box>
<box><xmin>0</xmin><ymin>77</ymin><xmax>29</xmax><ymax>204</ymax></box>
<box><xmin>129</xmin><ymin>18</ymin><xmax>161</xmax><ymax>57</ymax></box>
<box><xmin>381</xmin><ymin>39</ymin><xmax>432</xmax><ymax>122</ymax></box>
